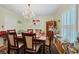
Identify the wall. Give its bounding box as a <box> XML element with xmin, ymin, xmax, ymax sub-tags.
<box><xmin>0</xmin><ymin>6</ymin><xmax>24</xmax><ymax>32</ymax></box>
<box><xmin>53</xmin><ymin>4</ymin><xmax>77</xmax><ymax>32</ymax></box>
<box><xmin>0</xmin><ymin>6</ymin><xmax>55</xmax><ymax>33</ymax></box>
<box><xmin>18</xmin><ymin>16</ymin><xmax>54</xmax><ymax>33</ymax></box>
<box><xmin>19</xmin><ymin>4</ymin><xmax>74</xmax><ymax>33</ymax></box>
<box><xmin>53</xmin><ymin>4</ymin><xmax>74</xmax><ymax>17</ymax></box>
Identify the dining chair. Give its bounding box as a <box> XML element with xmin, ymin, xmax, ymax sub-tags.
<box><xmin>22</xmin><ymin>33</ymin><xmax>41</xmax><ymax>54</ymax></box>
<box><xmin>7</xmin><ymin>29</ymin><xmax>16</xmax><ymax>33</ymax></box>
<box><xmin>6</xmin><ymin>31</ymin><xmax>24</xmax><ymax>54</ymax></box>
<box><xmin>45</xmin><ymin>36</ymin><xmax>52</xmax><ymax>53</ymax></box>
<box><xmin>27</xmin><ymin>29</ymin><xmax>33</xmax><ymax>33</ymax></box>
<box><xmin>45</xmin><ymin>31</ymin><xmax>54</xmax><ymax>53</ymax></box>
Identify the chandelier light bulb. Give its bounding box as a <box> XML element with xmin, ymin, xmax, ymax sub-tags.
<box><xmin>22</xmin><ymin>4</ymin><xmax>35</xmax><ymax>19</ymax></box>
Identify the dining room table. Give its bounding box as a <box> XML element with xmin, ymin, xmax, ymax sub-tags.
<box><xmin>16</xmin><ymin>33</ymin><xmax>47</xmax><ymax>54</ymax></box>
<box><xmin>16</xmin><ymin>34</ymin><xmax>24</xmax><ymax>43</ymax></box>
<box><xmin>35</xmin><ymin>36</ymin><xmax>46</xmax><ymax>53</ymax></box>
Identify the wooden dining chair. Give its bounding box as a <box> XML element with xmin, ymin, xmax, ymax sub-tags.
<box><xmin>45</xmin><ymin>31</ymin><xmax>54</xmax><ymax>53</ymax></box>
<box><xmin>22</xmin><ymin>33</ymin><xmax>41</xmax><ymax>54</ymax></box>
<box><xmin>45</xmin><ymin>36</ymin><xmax>52</xmax><ymax>53</ymax></box>
<box><xmin>7</xmin><ymin>29</ymin><xmax>16</xmax><ymax>33</ymax></box>
<box><xmin>6</xmin><ymin>31</ymin><xmax>24</xmax><ymax>54</ymax></box>
<box><xmin>27</xmin><ymin>29</ymin><xmax>33</xmax><ymax>33</ymax></box>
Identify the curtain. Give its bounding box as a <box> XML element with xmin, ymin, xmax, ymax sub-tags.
<box><xmin>60</xmin><ymin>6</ymin><xmax>77</xmax><ymax>43</ymax></box>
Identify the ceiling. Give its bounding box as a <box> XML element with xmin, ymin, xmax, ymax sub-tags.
<box><xmin>0</xmin><ymin>4</ymin><xmax>60</xmax><ymax>16</ymax></box>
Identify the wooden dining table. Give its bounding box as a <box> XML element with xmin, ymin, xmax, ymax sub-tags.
<box><xmin>35</xmin><ymin>36</ymin><xmax>46</xmax><ymax>53</ymax></box>
<box><xmin>16</xmin><ymin>34</ymin><xmax>46</xmax><ymax>53</ymax></box>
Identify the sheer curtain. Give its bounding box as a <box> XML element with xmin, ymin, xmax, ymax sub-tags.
<box><xmin>60</xmin><ymin>5</ymin><xmax>77</xmax><ymax>43</ymax></box>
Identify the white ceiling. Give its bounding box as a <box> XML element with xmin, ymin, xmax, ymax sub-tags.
<box><xmin>0</xmin><ymin>4</ymin><xmax>60</xmax><ymax>16</ymax></box>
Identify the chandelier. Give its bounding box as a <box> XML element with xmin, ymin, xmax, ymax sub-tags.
<box><xmin>22</xmin><ymin>4</ymin><xmax>35</xmax><ymax>19</ymax></box>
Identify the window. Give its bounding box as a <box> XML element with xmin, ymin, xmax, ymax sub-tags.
<box><xmin>60</xmin><ymin>5</ymin><xmax>77</xmax><ymax>43</ymax></box>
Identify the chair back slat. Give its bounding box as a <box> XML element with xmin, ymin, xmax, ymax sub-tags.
<box><xmin>8</xmin><ymin>34</ymin><xmax>15</xmax><ymax>46</ymax></box>
<box><xmin>22</xmin><ymin>33</ymin><xmax>36</xmax><ymax>50</ymax></box>
<box><xmin>7</xmin><ymin>32</ymin><xmax>16</xmax><ymax>46</ymax></box>
<box><xmin>25</xmin><ymin>36</ymin><xmax>32</xmax><ymax>49</ymax></box>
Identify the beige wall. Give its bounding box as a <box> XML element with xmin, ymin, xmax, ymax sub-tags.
<box><xmin>0</xmin><ymin>6</ymin><xmax>55</xmax><ymax>33</ymax></box>
<box><xmin>15</xmin><ymin>5</ymin><xmax>77</xmax><ymax>33</ymax></box>
<box><xmin>0</xmin><ymin>6</ymin><xmax>24</xmax><ymax>32</ymax></box>
<box><xmin>17</xmin><ymin>16</ymin><xmax>54</xmax><ymax>33</ymax></box>
<box><xmin>53</xmin><ymin>4</ymin><xmax>75</xmax><ymax>17</ymax></box>
<box><xmin>0</xmin><ymin>5</ymin><xmax>74</xmax><ymax>33</ymax></box>
<box><xmin>53</xmin><ymin>4</ymin><xmax>77</xmax><ymax>32</ymax></box>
